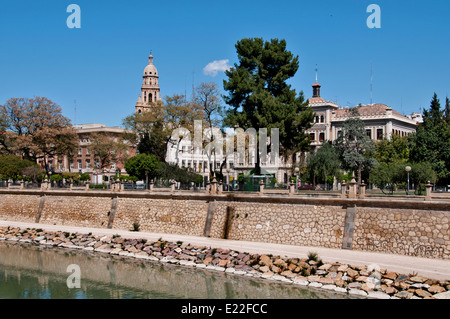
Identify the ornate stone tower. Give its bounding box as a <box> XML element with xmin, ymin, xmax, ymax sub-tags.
<box><xmin>135</xmin><ymin>52</ymin><xmax>161</xmax><ymax>114</ymax></box>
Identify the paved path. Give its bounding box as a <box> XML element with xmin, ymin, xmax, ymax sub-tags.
<box><xmin>1</xmin><ymin>219</ymin><xmax>449</xmax><ymax>281</ymax></box>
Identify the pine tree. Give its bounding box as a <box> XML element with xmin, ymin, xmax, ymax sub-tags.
<box><xmin>444</xmin><ymin>96</ymin><xmax>450</xmax><ymax>126</ymax></box>
<box><xmin>223</xmin><ymin>38</ymin><xmax>314</xmax><ymax>173</ymax></box>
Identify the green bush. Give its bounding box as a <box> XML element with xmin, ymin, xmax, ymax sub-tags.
<box><xmin>89</xmin><ymin>184</ymin><xmax>107</xmax><ymax>189</ymax></box>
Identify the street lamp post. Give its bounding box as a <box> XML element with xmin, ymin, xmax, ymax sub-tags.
<box><xmin>405</xmin><ymin>166</ymin><xmax>411</xmax><ymax>195</ymax></box>
<box><xmin>145</xmin><ymin>170</ymin><xmax>149</xmax><ymax>190</ymax></box>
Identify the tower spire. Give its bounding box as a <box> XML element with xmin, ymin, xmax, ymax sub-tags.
<box><xmin>315</xmin><ymin>64</ymin><xmax>318</xmax><ymax>83</ymax></box>
<box><xmin>149</xmin><ymin>50</ymin><xmax>153</xmax><ymax>64</ymax></box>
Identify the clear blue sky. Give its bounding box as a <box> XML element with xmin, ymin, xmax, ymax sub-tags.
<box><xmin>1</xmin><ymin>0</ymin><xmax>449</xmax><ymax>127</ymax></box>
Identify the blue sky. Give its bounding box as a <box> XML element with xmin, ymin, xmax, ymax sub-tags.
<box><xmin>1</xmin><ymin>0</ymin><xmax>449</xmax><ymax>127</ymax></box>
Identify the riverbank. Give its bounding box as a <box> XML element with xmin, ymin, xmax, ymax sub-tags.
<box><xmin>1</xmin><ymin>221</ymin><xmax>449</xmax><ymax>299</ymax></box>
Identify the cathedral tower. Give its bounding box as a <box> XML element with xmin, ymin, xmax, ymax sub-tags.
<box><xmin>135</xmin><ymin>52</ymin><xmax>161</xmax><ymax>114</ymax></box>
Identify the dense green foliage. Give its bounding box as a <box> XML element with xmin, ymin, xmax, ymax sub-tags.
<box><xmin>124</xmin><ymin>153</ymin><xmax>160</xmax><ymax>180</ymax></box>
<box><xmin>408</xmin><ymin>93</ymin><xmax>450</xmax><ymax>185</ymax></box>
<box><xmin>0</xmin><ymin>155</ymin><xmax>40</xmax><ymax>180</ymax></box>
<box><xmin>223</xmin><ymin>37</ymin><xmax>314</xmax><ymax>172</ymax></box>
<box><xmin>124</xmin><ymin>153</ymin><xmax>203</xmax><ymax>186</ymax></box>
<box><xmin>333</xmin><ymin>116</ymin><xmax>377</xmax><ymax>186</ymax></box>
<box><xmin>304</xmin><ymin>142</ymin><xmax>341</xmax><ymax>187</ymax></box>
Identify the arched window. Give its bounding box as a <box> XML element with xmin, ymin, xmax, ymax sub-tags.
<box><xmin>149</xmin><ymin>93</ymin><xmax>153</xmax><ymax>102</ymax></box>
<box><xmin>320</xmin><ymin>115</ymin><xmax>324</xmax><ymax>123</ymax></box>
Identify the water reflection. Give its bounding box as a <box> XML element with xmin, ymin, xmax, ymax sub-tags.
<box><xmin>0</xmin><ymin>242</ymin><xmax>353</xmax><ymax>299</ymax></box>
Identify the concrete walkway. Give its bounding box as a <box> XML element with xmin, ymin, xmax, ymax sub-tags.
<box><xmin>1</xmin><ymin>219</ymin><xmax>449</xmax><ymax>281</ymax></box>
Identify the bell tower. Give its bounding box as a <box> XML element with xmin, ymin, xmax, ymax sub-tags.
<box><xmin>136</xmin><ymin>52</ymin><xmax>161</xmax><ymax>114</ymax></box>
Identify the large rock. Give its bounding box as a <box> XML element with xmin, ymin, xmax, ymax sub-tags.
<box><xmin>433</xmin><ymin>291</ymin><xmax>450</xmax><ymax>299</ymax></box>
<box><xmin>415</xmin><ymin>289</ymin><xmax>432</xmax><ymax>298</ymax></box>
<box><xmin>273</xmin><ymin>258</ymin><xmax>287</xmax><ymax>267</ymax></box>
<box><xmin>383</xmin><ymin>272</ymin><xmax>398</xmax><ymax>280</ymax></box>
<box><xmin>346</xmin><ymin>269</ymin><xmax>359</xmax><ymax>278</ymax></box>
<box><xmin>410</xmin><ymin>276</ymin><xmax>427</xmax><ymax>283</ymax></box>
<box><xmin>259</xmin><ymin>254</ymin><xmax>272</xmax><ymax>266</ymax></box>
<box><xmin>428</xmin><ymin>285</ymin><xmax>446</xmax><ymax>294</ymax></box>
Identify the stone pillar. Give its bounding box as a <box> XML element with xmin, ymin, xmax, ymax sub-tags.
<box><xmin>7</xmin><ymin>179</ymin><xmax>12</xmax><ymax>189</ymax></box>
<box><xmin>170</xmin><ymin>179</ymin><xmax>176</xmax><ymax>194</ymax></box>
<box><xmin>259</xmin><ymin>179</ymin><xmax>265</xmax><ymax>195</ymax></box>
<box><xmin>40</xmin><ymin>178</ymin><xmax>48</xmax><ymax>190</ymax></box>
<box><xmin>348</xmin><ymin>177</ymin><xmax>357</xmax><ymax>199</ymax></box>
<box><xmin>69</xmin><ymin>181</ymin><xmax>73</xmax><ymax>191</ymax></box>
<box><xmin>148</xmin><ymin>179</ymin><xmax>154</xmax><ymax>193</ymax></box>
<box><xmin>218</xmin><ymin>180</ymin><xmax>223</xmax><ymax>194</ymax></box>
<box><xmin>425</xmin><ymin>181</ymin><xmax>433</xmax><ymax>200</ymax></box>
<box><xmin>205</xmin><ymin>180</ymin><xmax>210</xmax><ymax>194</ymax></box>
<box><xmin>85</xmin><ymin>181</ymin><xmax>90</xmax><ymax>191</ymax></box>
<box><xmin>341</xmin><ymin>180</ymin><xmax>347</xmax><ymax>198</ymax></box>
<box><xmin>289</xmin><ymin>180</ymin><xmax>295</xmax><ymax>196</ymax></box>
<box><xmin>20</xmin><ymin>179</ymin><xmax>24</xmax><ymax>190</ymax></box>
<box><xmin>210</xmin><ymin>177</ymin><xmax>217</xmax><ymax>194</ymax></box>
<box><xmin>120</xmin><ymin>180</ymin><xmax>124</xmax><ymax>192</ymax></box>
<box><xmin>359</xmin><ymin>180</ymin><xmax>366</xmax><ymax>199</ymax></box>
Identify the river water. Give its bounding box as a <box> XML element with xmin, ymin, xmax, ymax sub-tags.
<box><xmin>0</xmin><ymin>241</ymin><xmax>353</xmax><ymax>299</ymax></box>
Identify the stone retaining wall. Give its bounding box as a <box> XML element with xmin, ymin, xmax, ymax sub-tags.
<box><xmin>0</xmin><ymin>189</ymin><xmax>448</xmax><ymax>259</ymax></box>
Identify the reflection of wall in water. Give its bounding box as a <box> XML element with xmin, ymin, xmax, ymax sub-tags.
<box><xmin>0</xmin><ymin>242</ymin><xmax>345</xmax><ymax>299</ymax></box>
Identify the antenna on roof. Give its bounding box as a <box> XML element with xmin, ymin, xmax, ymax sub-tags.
<box><xmin>315</xmin><ymin>64</ymin><xmax>318</xmax><ymax>83</ymax></box>
<box><xmin>74</xmin><ymin>99</ymin><xmax>77</xmax><ymax>126</ymax></box>
<box><xmin>370</xmin><ymin>63</ymin><xmax>373</xmax><ymax>105</ymax></box>
<box><xmin>192</xmin><ymin>70</ymin><xmax>195</xmax><ymax>101</ymax></box>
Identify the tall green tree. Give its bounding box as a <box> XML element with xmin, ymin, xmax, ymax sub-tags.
<box><xmin>408</xmin><ymin>93</ymin><xmax>450</xmax><ymax>184</ymax></box>
<box><xmin>223</xmin><ymin>38</ymin><xmax>314</xmax><ymax>173</ymax></box>
<box><xmin>374</xmin><ymin>135</ymin><xmax>409</xmax><ymax>165</ymax></box>
<box><xmin>444</xmin><ymin>97</ymin><xmax>450</xmax><ymax>126</ymax></box>
<box><xmin>306</xmin><ymin>142</ymin><xmax>341</xmax><ymax>188</ymax></box>
<box><xmin>124</xmin><ymin>153</ymin><xmax>160</xmax><ymax>181</ymax></box>
<box><xmin>333</xmin><ymin>116</ymin><xmax>377</xmax><ymax>187</ymax></box>
<box><xmin>0</xmin><ymin>155</ymin><xmax>39</xmax><ymax>180</ymax></box>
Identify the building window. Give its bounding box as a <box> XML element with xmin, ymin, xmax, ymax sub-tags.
<box><xmin>377</xmin><ymin>129</ymin><xmax>383</xmax><ymax>140</ymax></box>
<box><xmin>77</xmin><ymin>160</ymin><xmax>82</xmax><ymax>169</ymax></box>
<box><xmin>78</xmin><ymin>148</ymin><xmax>82</xmax><ymax>156</ymax></box>
<box><xmin>337</xmin><ymin>130</ymin><xmax>342</xmax><ymax>138</ymax></box>
<box><xmin>319</xmin><ymin>132</ymin><xmax>325</xmax><ymax>142</ymax></box>
<box><xmin>320</xmin><ymin>115</ymin><xmax>324</xmax><ymax>123</ymax></box>
<box><xmin>366</xmin><ymin>129</ymin><xmax>372</xmax><ymax>139</ymax></box>
<box><xmin>309</xmin><ymin>133</ymin><xmax>315</xmax><ymax>141</ymax></box>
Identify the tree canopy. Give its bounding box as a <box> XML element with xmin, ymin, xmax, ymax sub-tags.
<box><xmin>333</xmin><ymin>116</ymin><xmax>376</xmax><ymax>186</ymax></box>
<box><xmin>408</xmin><ymin>93</ymin><xmax>450</xmax><ymax>185</ymax></box>
<box><xmin>0</xmin><ymin>97</ymin><xmax>77</xmax><ymax>174</ymax></box>
<box><xmin>223</xmin><ymin>37</ymin><xmax>314</xmax><ymax>172</ymax></box>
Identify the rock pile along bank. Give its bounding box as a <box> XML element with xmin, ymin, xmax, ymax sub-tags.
<box><xmin>1</xmin><ymin>226</ymin><xmax>449</xmax><ymax>299</ymax></box>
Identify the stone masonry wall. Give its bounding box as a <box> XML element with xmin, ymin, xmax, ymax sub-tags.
<box><xmin>0</xmin><ymin>194</ymin><xmax>41</xmax><ymax>223</ymax></box>
<box><xmin>352</xmin><ymin>207</ymin><xmax>450</xmax><ymax>259</ymax></box>
<box><xmin>113</xmin><ymin>197</ymin><xmax>209</xmax><ymax>236</ymax></box>
<box><xmin>0</xmin><ymin>190</ymin><xmax>448</xmax><ymax>259</ymax></box>
<box><xmin>210</xmin><ymin>201</ymin><xmax>346</xmax><ymax>248</ymax></box>
<box><xmin>39</xmin><ymin>195</ymin><xmax>112</xmax><ymax>228</ymax></box>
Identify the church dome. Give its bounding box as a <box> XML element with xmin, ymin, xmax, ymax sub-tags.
<box><xmin>143</xmin><ymin>53</ymin><xmax>158</xmax><ymax>76</ymax></box>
